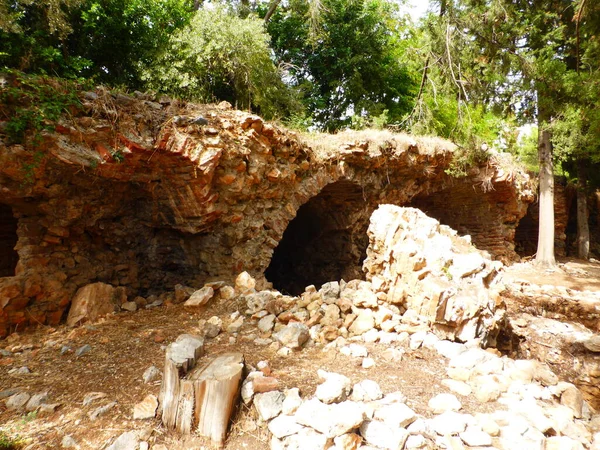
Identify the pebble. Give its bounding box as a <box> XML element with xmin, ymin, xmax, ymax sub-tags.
<box><xmin>142</xmin><ymin>365</ymin><xmax>160</xmax><ymax>383</ymax></box>
<box><xmin>8</xmin><ymin>366</ymin><xmax>30</xmax><ymax>375</ymax></box>
<box><xmin>360</xmin><ymin>420</ymin><xmax>409</xmax><ymax>450</ymax></box>
<box><xmin>75</xmin><ymin>344</ymin><xmax>92</xmax><ymax>357</ymax></box>
<box><xmin>82</xmin><ymin>392</ymin><xmax>107</xmax><ymax>406</ymax></box>
<box><xmin>60</xmin><ymin>345</ymin><xmax>72</xmax><ymax>355</ymax></box>
<box><xmin>295</xmin><ymin>398</ymin><xmax>365</xmax><ymax>438</ymax></box>
<box><xmin>374</xmin><ymin>402</ymin><xmax>417</xmax><ymax>428</ymax></box>
<box><xmin>88</xmin><ymin>401</ymin><xmax>117</xmax><ymax>420</ymax></box>
<box><xmin>441</xmin><ymin>379</ymin><xmax>472</xmax><ymax>396</ymax></box>
<box><xmin>106</xmin><ymin>431</ymin><xmax>139</xmax><ymax>450</ymax></box>
<box><xmin>0</xmin><ymin>388</ymin><xmax>21</xmax><ymax>399</ymax></box>
<box><xmin>282</xmin><ymin>388</ymin><xmax>302</xmax><ymax>415</ymax></box>
<box><xmin>430</xmin><ymin>411</ymin><xmax>469</xmax><ymax>435</ymax></box>
<box><xmin>121</xmin><ymin>301</ymin><xmax>137</xmax><ymax>312</ymax></box>
<box><xmin>61</xmin><ymin>435</ymin><xmax>79</xmax><ymax>448</ymax></box>
<box><xmin>362</xmin><ymin>357</ymin><xmax>375</xmax><ymax>369</ymax></box>
<box><xmin>132</xmin><ymin>395</ymin><xmax>158</xmax><ymax>420</ymax></box>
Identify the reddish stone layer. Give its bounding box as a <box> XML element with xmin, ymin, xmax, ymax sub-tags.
<box><xmin>0</xmin><ymin>92</ymin><xmax>534</xmax><ymax>336</ymax></box>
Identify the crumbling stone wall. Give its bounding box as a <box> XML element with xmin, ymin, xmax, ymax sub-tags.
<box><xmin>0</xmin><ymin>91</ymin><xmax>533</xmax><ymax>336</ymax></box>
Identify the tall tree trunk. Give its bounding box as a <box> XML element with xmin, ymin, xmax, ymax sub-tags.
<box><xmin>577</xmin><ymin>158</ymin><xmax>590</xmax><ymax>260</ymax></box>
<box><xmin>535</xmin><ymin>116</ymin><xmax>556</xmax><ymax>267</ymax></box>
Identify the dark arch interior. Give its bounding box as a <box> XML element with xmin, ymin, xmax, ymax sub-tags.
<box><xmin>514</xmin><ymin>209</ymin><xmax>538</xmax><ymax>257</ymax></box>
<box><xmin>265</xmin><ymin>180</ymin><xmax>371</xmax><ymax>296</ymax></box>
<box><xmin>0</xmin><ymin>204</ymin><xmax>19</xmax><ymax>277</ymax></box>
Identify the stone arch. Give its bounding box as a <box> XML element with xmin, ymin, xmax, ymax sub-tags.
<box><xmin>0</xmin><ymin>204</ymin><xmax>19</xmax><ymax>278</ymax></box>
<box><xmin>265</xmin><ymin>179</ymin><xmax>372</xmax><ymax>295</ymax></box>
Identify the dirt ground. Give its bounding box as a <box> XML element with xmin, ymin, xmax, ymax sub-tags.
<box><xmin>1</xmin><ymin>258</ymin><xmax>599</xmax><ymax>449</ymax></box>
<box><xmin>503</xmin><ymin>257</ymin><xmax>600</xmax><ymax>292</ymax></box>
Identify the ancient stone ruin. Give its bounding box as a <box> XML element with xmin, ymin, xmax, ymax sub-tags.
<box><xmin>0</xmin><ymin>89</ymin><xmax>533</xmax><ymax>337</ymax></box>
<box><xmin>4</xmin><ymin>90</ymin><xmax>600</xmax><ymax>450</ymax></box>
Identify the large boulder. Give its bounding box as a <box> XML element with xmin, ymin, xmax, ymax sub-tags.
<box><xmin>363</xmin><ymin>205</ymin><xmax>505</xmax><ymax>345</ymax></box>
<box><xmin>66</xmin><ymin>282</ymin><xmax>126</xmax><ymax>326</ymax></box>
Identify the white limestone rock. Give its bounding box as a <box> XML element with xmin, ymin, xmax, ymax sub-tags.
<box><xmin>254</xmin><ymin>391</ymin><xmax>285</xmax><ymax>421</ymax></box>
<box><xmin>184</xmin><ymin>286</ymin><xmax>214</xmax><ymax>307</ymax></box>
<box><xmin>349</xmin><ymin>309</ymin><xmax>375</xmax><ymax>335</ymax></box>
<box><xmin>316</xmin><ymin>370</ymin><xmax>352</xmax><ymax>404</ymax></box>
<box><xmin>459</xmin><ymin>426</ymin><xmax>492</xmax><ymax>447</ymax></box>
<box><xmin>273</xmin><ymin>323</ymin><xmax>310</xmax><ymax>349</ymax></box>
<box><xmin>373</xmin><ymin>402</ymin><xmax>417</xmax><ymax>428</ymax></box>
<box><xmin>235</xmin><ymin>271</ymin><xmax>256</xmax><ymax>294</ymax></box>
<box><xmin>351</xmin><ymin>380</ymin><xmax>383</xmax><ymax>403</ymax></box>
<box><xmin>359</xmin><ymin>420</ymin><xmax>409</xmax><ymax>450</ymax></box>
<box><xmin>268</xmin><ymin>415</ymin><xmax>304</xmax><ymax>439</ymax></box>
<box><xmin>428</xmin><ymin>393</ymin><xmax>462</xmax><ymax>414</ymax></box>
<box><xmin>430</xmin><ymin>411</ymin><xmax>470</xmax><ymax>436</ymax></box>
<box><xmin>282</xmin><ymin>388</ymin><xmax>303</xmax><ymax>415</ymax></box>
<box><xmin>295</xmin><ymin>398</ymin><xmax>365</xmax><ymax>438</ymax></box>
<box><xmin>441</xmin><ymin>379</ymin><xmax>472</xmax><ymax>397</ymax></box>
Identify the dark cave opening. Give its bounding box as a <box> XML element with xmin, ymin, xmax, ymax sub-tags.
<box><xmin>0</xmin><ymin>204</ymin><xmax>19</xmax><ymax>277</ymax></box>
<box><xmin>265</xmin><ymin>180</ymin><xmax>371</xmax><ymax>296</ymax></box>
<box><xmin>514</xmin><ymin>209</ymin><xmax>538</xmax><ymax>257</ymax></box>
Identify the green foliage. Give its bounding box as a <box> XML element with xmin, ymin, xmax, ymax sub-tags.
<box><xmin>265</xmin><ymin>0</ymin><xmax>416</xmax><ymax>131</ymax></box>
<box><xmin>20</xmin><ymin>411</ymin><xmax>37</xmax><ymax>425</ymax></box>
<box><xmin>0</xmin><ymin>0</ymin><xmax>194</xmax><ymax>86</ymax></box>
<box><xmin>143</xmin><ymin>6</ymin><xmax>299</xmax><ymax>119</ymax></box>
<box><xmin>70</xmin><ymin>0</ymin><xmax>195</xmax><ymax>86</ymax></box>
<box><xmin>0</xmin><ymin>429</ymin><xmax>23</xmax><ymax>450</ymax></box>
<box><xmin>0</xmin><ymin>71</ymin><xmax>84</xmax><ymax>182</ymax></box>
<box><xmin>0</xmin><ymin>71</ymin><xmax>82</xmax><ymax>144</ymax></box>
<box><xmin>513</xmin><ymin>126</ymin><xmax>539</xmax><ymax>173</ymax></box>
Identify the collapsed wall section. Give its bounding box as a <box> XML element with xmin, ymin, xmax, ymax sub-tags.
<box><xmin>409</xmin><ymin>160</ymin><xmax>533</xmax><ymax>263</ymax></box>
<box><xmin>0</xmin><ymin>91</ymin><xmax>533</xmax><ymax>336</ymax></box>
<box><xmin>363</xmin><ymin>205</ymin><xmax>506</xmax><ymax>345</ymax></box>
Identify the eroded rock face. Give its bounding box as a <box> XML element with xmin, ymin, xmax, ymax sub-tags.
<box><xmin>0</xmin><ymin>91</ymin><xmax>532</xmax><ymax>336</ymax></box>
<box><xmin>363</xmin><ymin>205</ymin><xmax>506</xmax><ymax>345</ymax></box>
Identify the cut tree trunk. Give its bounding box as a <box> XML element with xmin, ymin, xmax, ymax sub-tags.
<box><xmin>191</xmin><ymin>353</ymin><xmax>245</xmax><ymax>444</ymax></box>
<box><xmin>160</xmin><ymin>337</ymin><xmax>244</xmax><ymax>447</ymax></box>
<box><xmin>577</xmin><ymin>158</ymin><xmax>590</xmax><ymax>260</ymax></box>
<box><xmin>535</xmin><ymin>122</ymin><xmax>556</xmax><ymax>268</ymax></box>
<box><xmin>160</xmin><ymin>334</ymin><xmax>205</xmax><ymax>429</ymax></box>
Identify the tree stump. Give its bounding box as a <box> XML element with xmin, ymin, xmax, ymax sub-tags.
<box><xmin>160</xmin><ymin>335</ymin><xmax>244</xmax><ymax>447</ymax></box>
<box><xmin>160</xmin><ymin>334</ymin><xmax>205</xmax><ymax>429</ymax></box>
<box><xmin>190</xmin><ymin>353</ymin><xmax>245</xmax><ymax>444</ymax></box>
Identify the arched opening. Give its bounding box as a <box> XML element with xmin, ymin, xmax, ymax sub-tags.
<box><xmin>514</xmin><ymin>208</ymin><xmax>538</xmax><ymax>257</ymax></box>
<box><xmin>265</xmin><ymin>180</ymin><xmax>371</xmax><ymax>295</ymax></box>
<box><xmin>0</xmin><ymin>205</ymin><xmax>19</xmax><ymax>277</ymax></box>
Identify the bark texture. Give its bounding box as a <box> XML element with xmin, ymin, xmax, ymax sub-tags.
<box><xmin>535</xmin><ymin>125</ymin><xmax>556</xmax><ymax>267</ymax></box>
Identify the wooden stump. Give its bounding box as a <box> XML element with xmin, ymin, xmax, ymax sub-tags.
<box><xmin>160</xmin><ymin>335</ymin><xmax>244</xmax><ymax>447</ymax></box>
<box><xmin>160</xmin><ymin>334</ymin><xmax>205</xmax><ymax>429</ymax></box>
<box><xmin>190</xmin><ymin>353</ymin><xmax>244</xmax><ymax>444</ymax></box>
